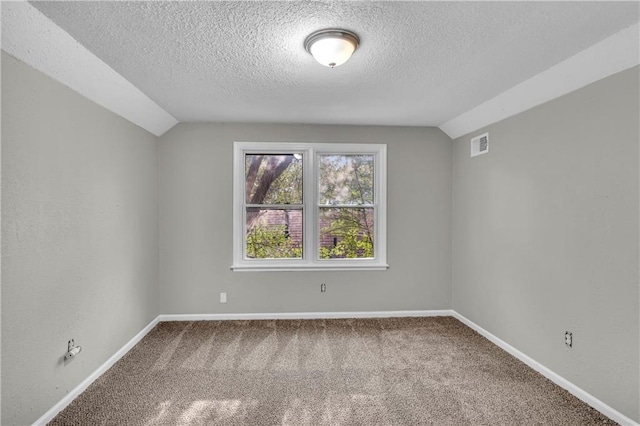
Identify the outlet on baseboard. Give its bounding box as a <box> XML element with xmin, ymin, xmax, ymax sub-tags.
<box><xmin>220</xmin><ymin>292</ymin><xmax>227</xmax><ymax>304</ymax></box>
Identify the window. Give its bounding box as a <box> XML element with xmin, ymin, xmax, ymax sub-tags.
<box><xmin>232</xmin><ymin>142</ymin><xmax>387</xmax><ymax>271</ymax></box>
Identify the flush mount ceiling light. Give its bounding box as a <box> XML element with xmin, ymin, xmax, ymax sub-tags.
<box><xmin>304</xmin><ymin>29</ymin><xmax>360</xmax><ymax>68</ymax></box>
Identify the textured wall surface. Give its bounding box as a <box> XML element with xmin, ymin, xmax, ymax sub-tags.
<box><xmin>2</xmin><ymin>38</ymin><xmax>638</xmax><ymax>425</ymax></box>
<box><xmin>452</xmin><ymin>66</ymin><xmax>640</xmax><ymax>421</ymax></box>
<box><xmin>158</xmin><ymin>123</ymin><xmax>452</xmax><ymax>314</ymax></box>
<box><xmin>1</xmin><ymin>53</ymin><xmax>160</xmax><ymax>425</ymax></box>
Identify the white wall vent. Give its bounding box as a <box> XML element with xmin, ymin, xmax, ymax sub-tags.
<box><xmin>470</xmin><ymin>133</ymin><xmax>489</xmax><ymax>157</ymax></box>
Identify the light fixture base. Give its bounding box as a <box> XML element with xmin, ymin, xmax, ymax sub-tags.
<box><xmin>304</xmin><ymin>28</ymin><xmax>360</xmax><ymax>68</ymax></box>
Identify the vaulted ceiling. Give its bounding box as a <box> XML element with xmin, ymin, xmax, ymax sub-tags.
<box><xmin>3</xmin><ymin>1</ymin><xmax>639</xmax><ymax>138</ymax></box>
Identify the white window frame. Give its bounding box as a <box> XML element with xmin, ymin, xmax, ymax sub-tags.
<box><xmin>232</xmin><ymin>142</ymin><xmax>388</xmax><ymax>271</ymax></box>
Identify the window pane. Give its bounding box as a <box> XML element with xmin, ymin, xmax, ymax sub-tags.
<box><xmin>246</xmin><ymin>208</ymin><xmax>303</xmax><ymax>259</ymax></box>
<box><xmin>319</xmin><ymin>155</ymin><xmax>374</xmax><ymax>205</ymax></box>
<box><xmin>245</xmin><ymin>154</ymin><xmax>303</xmax><ymax>204</ymax></box>
<box><xmin>319</xmin><ymin>208</ymin><xmax>374</xmax><ymax>259</ymax></box>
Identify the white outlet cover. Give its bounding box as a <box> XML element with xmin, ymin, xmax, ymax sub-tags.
<box><xmin>220</xmin><ymin>292</ymin><xmax>227</xmax><ymax>303</ymax></box>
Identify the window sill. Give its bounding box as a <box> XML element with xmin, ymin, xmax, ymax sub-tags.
<box><xmin>230</xmin><ymin>264</ymin><xmax>389</xmax><ymax>272</ymax></box>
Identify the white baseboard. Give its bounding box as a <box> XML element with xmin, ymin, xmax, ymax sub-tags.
<box><xmin>33</xmin><ymin>310</ymin><xmax>637</xmax><ymax>426</ymax></box>
<box><xmin>157</xmin><ymin>309</ymin><xmax>454</xmax><ymax>322</ymax></box>
<box><xmin>32</xmin><ymin>317</ymin><xmax>160</xmax><ymax>426</ymax></box>
<box><xmin>32</xmin><ymin>310</ymin><xmax>450</xmax><ymax>424</ymax></box>
<box><xmin>451</xmin><ymin>311</ymin><xmax>638</xmax><ymax>426</ymax></box>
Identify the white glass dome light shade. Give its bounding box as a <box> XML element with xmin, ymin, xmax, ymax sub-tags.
<box><xmin>309</xmin><ymin>37</ymin><xmax>356</xmax><ymax>68</ymax></box>
<box><xmin>304</xmin><ymin>29</ymin><xmax>360</xmax><ymax>68</ymax></box>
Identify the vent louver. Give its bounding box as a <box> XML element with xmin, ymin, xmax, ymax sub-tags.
<box><xmin>471</xmin><ymin>133</ymin><xmax>489</xmax><ymax>157</ymax></box>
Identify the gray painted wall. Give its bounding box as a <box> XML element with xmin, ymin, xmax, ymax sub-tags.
<box><xmin>452</xmin><ymin>66</ymin><xmax>640</xmax><ymax>421</ymax></box>
<box><xmin>1</xmin><ymin>52</ymin><xmax>160</xmax><ymax>425</ymax></box>
<box><xmin>158</xmin><ymin>123</ymin><xmax>452</xmax><ymax>314</ymax></box>
<box><xmin>2</xmin><ymin>49</ymin><xmax>637</xmax><ymax>424</ymax></box>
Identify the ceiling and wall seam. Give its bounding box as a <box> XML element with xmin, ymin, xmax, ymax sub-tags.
<box><xmin>440</xmin><ymin>22</ymin><xmax>640</xmax><ymax>139</ymax></box>
<box><xmin>1</xmin><ymin>1</ymin><xmax>178</xmax><ymax>137</ymax></box>
<box><xmin>3</xmin><ymin>2</ymin><xmax>638</xmax><ymax>138</ymax></box>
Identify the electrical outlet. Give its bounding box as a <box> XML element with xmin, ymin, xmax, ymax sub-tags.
<box><xmin>220</xmin><ymin>292</ymin><xmax>227</xmax><ymax>303</ymax></box>
<box><xmin>65</xmin><ymin>339</ymin><xmax>82</xmax><ymax>361</ymax></box>
<box><xmin>320</xmin><ymin>283</ymin><xmax>326</xmax><ymax>293</ymax></box>
<box><xmin>564</xmin><ymin>331</ymin><xmax>572</xmax><ymax>348</ymax></box>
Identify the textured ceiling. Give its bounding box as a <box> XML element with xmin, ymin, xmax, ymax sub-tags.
<box><xmin>30</xmin><ymin>1</ymin><xmax>640</xmax><ymax>127</ymax></box>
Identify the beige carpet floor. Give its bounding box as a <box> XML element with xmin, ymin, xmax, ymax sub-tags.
<box><xmin>50</xmin><ymin>317</ymin><xmax>614</xmax><ymax>425</ymax></box>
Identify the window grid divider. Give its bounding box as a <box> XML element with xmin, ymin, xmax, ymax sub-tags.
<box><xmin>232</xmin><ymin>142</ymin><xmax>387</xmax><ymax>271</ymax></box>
